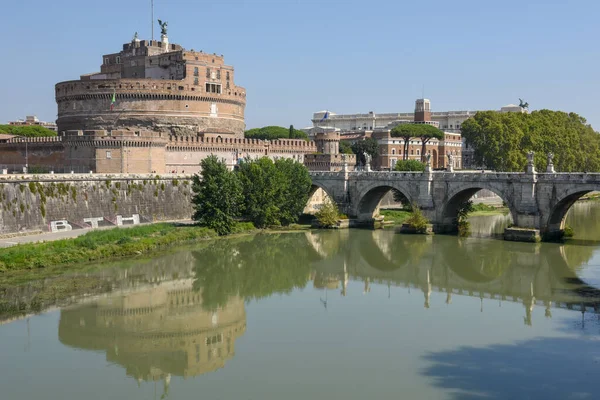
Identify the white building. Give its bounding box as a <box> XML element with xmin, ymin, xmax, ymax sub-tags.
<box><xmin>307</xmin><ymin>102</ymin><xmax>527</xmax><ymax>169</ymax></box>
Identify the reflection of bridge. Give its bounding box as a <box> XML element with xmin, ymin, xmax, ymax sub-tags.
<box><xmin>305</xmin><ymin>230</ymin><xmax>600</xmax><ymax>325</ymax></box>
<box><xmin>310</xmin><ymin>169</ymin><xmax>600</xmax><ymax>240</ymax></box>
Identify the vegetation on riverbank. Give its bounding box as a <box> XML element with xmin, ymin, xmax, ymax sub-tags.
<box><xmin>193</xmin><ymin>155</ymin><xmax>312</xmax><ymax>233</ymax></box>
<box><xmin>468</xmin><ymin>202</ymin><xmax>510</xmax><ymax>216</ymax></box>
<box><xmin>380</xmin><ymin>209</ymin><xmax>412</xmax><ymax>224</ymax></box>
<box><xmin>0</xmin><ymin>222</ymin><xmax>255</xmax><ymax>275</ymax></box>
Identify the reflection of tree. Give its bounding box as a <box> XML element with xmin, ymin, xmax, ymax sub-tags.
<box><xmin>192</xmin><ymin>233</ymin><xmax>319</xmax><ymax>310</ymax></box>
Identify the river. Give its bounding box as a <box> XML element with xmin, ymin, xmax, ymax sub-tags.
<box><xmin>1</xmin><ymin>202</ymin><xmax>599</xmax><ymax>399</ymax></box>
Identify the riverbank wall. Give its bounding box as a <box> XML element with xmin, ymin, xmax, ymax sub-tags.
<box><xmin>0</xmin><ymin>174</ymin><xmax>194</xmax><ymax>235</ymax></box>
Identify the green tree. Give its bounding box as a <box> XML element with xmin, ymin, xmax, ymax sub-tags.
<box><xmin>315</xmin><ymin>198</ymin><xmax>340</xmax><ymax>228</ymax></box>
<box><xmin>394</xmin><ymin>159</ymin><xmax>426</xmax><ymax>171</ymax></box>
<box><xmin>274</xmin><ymin>158</ymin><xmax>312</xmax><ymax>225</ymax></box>
<box><xmin>0</xmin><ymin>125</ymin><xmax>57</xmax><ymax>137</ymax></box>
<box><xmin>351</xmin><ymin>137</ymin><xmax>380</xmax><ymax>166</ymax></box>
<box><xmin>237</xmin><ymin>157</ymin><xmax>284</xmax><ymax>227</ymax></box>
<box><xmin>461</xmin><ymin>110</ymin><xmax>600</xmax><ymax>172</ymax></box>
<box><xmin>390</xmin><ymin>124</ymin><xmax>443</xmax><ymax>161</ymax></box>
<box><xmin>339</xmin><ymin>141</ymin><xmax>354</xmax><ymax>154</ymax></box>
<box><xmin>191</xmin><ymin>155</ymin><xmax>243</xmax><ymax>235</ymax></box>
<box><xmin>245</xmin><ymin>125</ymin><xmax>308</xmax><ymax>141</ymax></box>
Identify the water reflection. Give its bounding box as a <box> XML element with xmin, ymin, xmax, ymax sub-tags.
<box><xmin>58</xmin><ymin>279</ymin><xmax>246</xmax><ymax>389</ymax></box>
<box><xmin>2</xmin><ymin>209</ymin><xmax>600</xmax><ymax>393</ymax></box>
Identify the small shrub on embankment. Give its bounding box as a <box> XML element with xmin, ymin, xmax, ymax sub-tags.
<box><xmin>0</xmin><ymin>223</ymin><xmax>254</xmax><ymax>272</ymax></box>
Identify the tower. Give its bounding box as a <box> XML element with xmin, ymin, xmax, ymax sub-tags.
<box><xmin>315</xmin><ymin>130</ymin><xmax>340</xmax><ymax>155</ymax></box>
<box><xmin>414</xmin><ymin>99</ymin><xmax>432</xmax><ymax>122</ymax></box>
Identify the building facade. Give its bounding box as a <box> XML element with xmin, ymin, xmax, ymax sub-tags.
<box><xmin>56</xmin><ymin>33</ymin><xmax>246</xmax><ymax>137</ymax></box>
<box><xmin>308</xmin><ymin>100</ymin><xmax>525</xmax><ymax>170</ymax></box>
<box><xmin>0</xmin><ymin>130</ymin><xmax>315</xmax><ymax>174</ymax></box>
<box><xmin>8</xmin><ymin>115</ymin><xmax>57</xmax><ymax>132</ymax></box>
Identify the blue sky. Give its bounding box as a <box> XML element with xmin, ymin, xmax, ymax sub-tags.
<box><xmin>1</xmin><ymin>0</ymin><xmax>598</xmax><ymax>130</ymax></box>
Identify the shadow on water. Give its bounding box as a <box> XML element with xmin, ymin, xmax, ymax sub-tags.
<box><xmin>421</xmin><ymin>335</ymin><xmax>600</xmax><ymax>400</ymax></box>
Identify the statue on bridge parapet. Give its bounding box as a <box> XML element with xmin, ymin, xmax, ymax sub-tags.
<box><xmin>363</xmin><ymin>152</ymin><xmax>372</xmax><ymax>172</ymax></box>
<box><xmin>546</xmin><ymin>152</ymin><xmax>555</xmax><ymax>173</ymax></box>
<box><xmin>519</xmin><ymin>98</ymin><xmax>529</xmax><ymax>110</ymax></box>
<box><xmin>526</xmin><ymin>150</ymin><xmax>536</xmax><ymax>174</ymax></box>
<box><xmin>447</xmin><ymin>153</ymin><xmax>454</xmax><ymax>172</ymax></box>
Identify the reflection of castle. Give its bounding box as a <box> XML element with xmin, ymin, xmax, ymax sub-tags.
<box><xmin>58</xmin><ymin>279</ymin><xmax>246</xmax><ymax>383</ymax></box>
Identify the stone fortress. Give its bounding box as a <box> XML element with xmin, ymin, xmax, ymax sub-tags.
<box><xmin>0</xmin><ymin>25</ymin><xmax>316</xmax><ymax>174</ymax></box>
<box><xmin>56</xmin><ymin>27</ymin><xmax>247</xmax><ymax>137</ymax></box>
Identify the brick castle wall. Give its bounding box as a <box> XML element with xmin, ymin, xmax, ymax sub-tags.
<box><xmin>0</xmin><ymin>132</ymin><xmax>317</xmax><ymax>174</ymax></box>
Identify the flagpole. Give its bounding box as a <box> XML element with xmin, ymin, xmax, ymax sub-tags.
<box><xmin>151</xmin><ymin>0</ymin><xmax>154</xmax><ymax>40</ymax></box>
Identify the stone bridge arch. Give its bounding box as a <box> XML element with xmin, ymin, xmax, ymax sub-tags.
<box><xmin>351</xmin><ymin>179</ymin><xmax>418</xmax><ymax>222</ymax></box>
<box><xmin>542</xmin><ymin>183</ymin><xmax>600</xmax><ymax>235</ymax></box>
<box><xmin>435</xmin><ymin>180</ymin><xmax>518</xmax><ymax>233</ymax></box>
<box><xmin>307</xmin><ymin>173</ymin><xmax>346</xmax><ymax>214</ymax></box>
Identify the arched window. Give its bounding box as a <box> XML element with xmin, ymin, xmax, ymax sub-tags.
<box><xmin>391</xmin><ymin>148</ymin><xmax>396</xmax><ymax>155</ymax></box>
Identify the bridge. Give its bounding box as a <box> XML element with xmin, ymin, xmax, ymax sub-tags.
<box><xmin>309</xmin><ymin>166</ymin><xmax>600</xmax><ymax>241</ymax></box>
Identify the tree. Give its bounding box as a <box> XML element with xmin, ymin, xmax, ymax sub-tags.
<box><xmin>274</xmin><ymin>158</ymin><xmax>312</xmax><ymax>225</ymax></box>
<box><xmin>390</xmin><ymin>124</ymin><xmax>443</xmax><ymax>161</ymax></box>
<box><xmin>394</xmin><ymin>159</ymin><xmax>426</xmax><ymax>172</ymax></box>
<box><xmin>351</xmin><ymin>137</ymin><xmax>380</xmax><ymax>166</ymax></box>
<box><xmin>0</xmin><ymin>125</ymin><xmax>57</xmax><ymax>137</ymax></box>
<box><xmin>245</xmin><ymin>125</ymin><xmax>308</xmax><ymax>141</ymax></box>
<box><xmin>236</xmin><ymin>157</ymin><xmax>284</xmax><ymax>227</ymax></box>
<box><xmin>191</xmin><ymin>155</ymin><xmax>243</xmax><ymax>235</ymax></box>
<box><xmin>339</xmin><ymin>141</ymin><xmax>353</xmax><ymax>154</ymax></box>
<box><xmin>461</xmin><ymin>110</ymin><xmax>600</xmax><ymax>172</ymax></box>
<box><xmin>315</xmin><ymin>198</ymin><xmax>340</xmax><ymax>228</ymax></box>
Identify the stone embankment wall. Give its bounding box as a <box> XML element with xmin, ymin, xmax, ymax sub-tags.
<box><xmin>0</xmin><ymin>174</ymin><xmax>194</xmax><ymax>235</ymax></box>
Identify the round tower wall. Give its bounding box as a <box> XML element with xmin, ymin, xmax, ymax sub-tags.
<box><xmin>55</xmin><ymin>79</ymin><xmax>246</xmax><ymax>137</ymax></box>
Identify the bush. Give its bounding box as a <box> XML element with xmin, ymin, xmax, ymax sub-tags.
<box><xmin>404</xmin><ymin>206</ymin><xmax>429</xmax><ymax>233</ymax></box>
<box><xmin>457</xmin><ymin>200</ymin><xmax>474</xmax><ymax>237</ymax></box>
<box><xmin>394</xmin><ymin>159</ymin><xmax>426</xmax><ymax>172</ymax></box>
<box><xmin>315</xmin><ymin>199</ymin><xmax>340</xmax><ymax>228</ymax></box>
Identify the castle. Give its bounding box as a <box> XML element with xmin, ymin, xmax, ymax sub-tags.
<box><xmin>0</xmin><ymin>28</ymin><xmax>318</xmax><ymax>174</ymax></box>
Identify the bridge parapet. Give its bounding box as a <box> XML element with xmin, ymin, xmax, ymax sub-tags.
<box><xmin>309</xmin><ymin>170</ymin><xmax>600</xmax><ymax>241</ymax></box>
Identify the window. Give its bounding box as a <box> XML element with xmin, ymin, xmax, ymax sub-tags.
<box><xmin>226</xmin><ymin>71</ymin><xmax>230</xmax><ymax>81</ymax></box>
<box><xmin>106</xmin><ymin>151</ymin><xmax>112</xmax><ymax>159</ymax></box>
<box><xmin>391</xmin><ymin>148</ymin><xmax>396</xmax><ymax>155</ymax></box>
<box><xmin>226</xmin><ymin>81</ymin><xmax>230</xmax><ymax>89</ymax></box>
<box><xmin>217</xmin><ymin>70</ymin><xmax>221</xmax><ymax>79</ymax></box>
<box><xmin>116</xmin><ymin>56</ymin><xmax>121</xmax><ymax>64</ymax></box>
<box><xmin>206</xmin><ymin>68</ymin><xmax>211</xmax><ymax>78</ymax></box>
<box><xmin>194</xmin><ymin>77</ymin><xmax>199</xmax><ymax>85</ymax></box>
<box><xmin>205</xmin><ymin>83</ymin><xmax>222</xmax><ymax>94</ymax></box>
<box><xmin>193</xmin><ymin>67</ymin><xmax>199</xmax><ymax>76</ymax></box>
<box><xmin>417</xmin><ymin>150</ymin><xmax>420</xmax><ymax>155</ymax></box>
